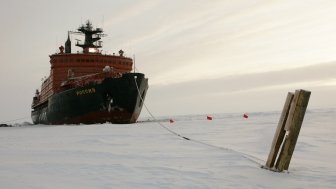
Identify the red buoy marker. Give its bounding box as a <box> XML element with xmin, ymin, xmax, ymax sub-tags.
<box><xmin>207</xmin><ymin>115</ymin><xmax>213</xmax><ymax>120</ymax></box>
<box><xmin>243</xmin><ymin>113</ymin><xmax>248</xmax><ymax>119</ymax></box>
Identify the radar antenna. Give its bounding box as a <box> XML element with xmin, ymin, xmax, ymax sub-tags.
<box><xmin>70</xmin><ymin>20</ymin><xmax>107</xmax><ymax>53</ymax></box>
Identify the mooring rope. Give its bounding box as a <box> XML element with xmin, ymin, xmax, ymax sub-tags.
<box><xmin>133</xmin><ymin>77</ymin><xmax>264</xmax><ymax>167</ymax></box>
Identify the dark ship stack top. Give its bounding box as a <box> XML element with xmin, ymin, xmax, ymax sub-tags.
<box><xmin>31</xmin><ymin>21</ymin><xmax>148</xmax><ymax>124</ymax></box>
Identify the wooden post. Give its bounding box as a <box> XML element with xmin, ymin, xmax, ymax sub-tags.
<box><xmin>263</xmin><ymin>89</ymin><xmax>311</xmax><ymax>172</ymax></box>
<box><xmin>265</xmin><ymin>92</ymin><xmax>294</xmax><ymax>168</ymax></box>
<box><xmin>275</xmin><ymin>89</ymin><xmax>311</xmax><ymax>171</ymax></box>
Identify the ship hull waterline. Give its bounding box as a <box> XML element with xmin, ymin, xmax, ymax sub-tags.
<box><xmin>31</xmin><ymin>73</ymin><xmax>148</xmax><ymax>125</ymax></box>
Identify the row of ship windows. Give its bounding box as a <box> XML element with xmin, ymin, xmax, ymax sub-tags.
<box><xmin>53</xmin><ymin>59</ymin><xmax>131</xmax><ymax>65</ymax></box>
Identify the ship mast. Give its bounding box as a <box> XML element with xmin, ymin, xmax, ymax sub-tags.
<box><xmin>65</xmin><ymin>31</ymin><xmax>71</xmax><ymax>53</ymax></box>
<box><xmin>73</xmin><ymin>20</ymin><xmax>106</xmax><ymax>53</ymax></box>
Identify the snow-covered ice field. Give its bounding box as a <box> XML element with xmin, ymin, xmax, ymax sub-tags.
<box><xmin>0</xmin><ymin>108</ymin><xmax>335</xmax><ymax>189</ymax></box>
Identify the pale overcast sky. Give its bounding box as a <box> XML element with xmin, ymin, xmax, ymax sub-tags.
<box><xmin>1</xmin><ymin>0</ymin><xmax>336</xmax><ymax>122</ymax></box>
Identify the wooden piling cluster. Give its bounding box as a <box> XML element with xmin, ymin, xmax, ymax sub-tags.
<box><xmin>264</xmin><ymin>89</ymin><xmax>311</xmax><ymax>172</ymax></box>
